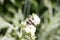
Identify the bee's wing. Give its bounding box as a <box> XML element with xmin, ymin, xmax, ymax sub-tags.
<box><xmin>23</xmin><ymin>0</ymin><xmax>31</xmax><ymax>19</ymax></box>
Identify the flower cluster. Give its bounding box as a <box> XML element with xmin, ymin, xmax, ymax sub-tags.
<box><xmin>20</xmin><ymin>13</ymin><xmax>41</xmax><ymax>40</ymax></box>
<box><xmin>24</xmin><ymin>13</ymin><xmax>41</xmax><ymax>35</ymax></box>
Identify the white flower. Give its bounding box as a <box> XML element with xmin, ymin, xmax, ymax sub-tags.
<box><xmin>24</xmin><ymin>25</ymin><xmax>36</xmax><ymax>36</ymax></box>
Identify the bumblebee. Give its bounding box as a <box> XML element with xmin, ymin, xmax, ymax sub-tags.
<box><xmin>26</xmin><ymin>13</ymin><xmax>41</xmax><ymax>26</ymax></box>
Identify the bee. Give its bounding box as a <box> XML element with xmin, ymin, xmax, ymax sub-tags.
<box><xmin>26</xmin><ymin>13</ymin><xmax>41</xmax><ymax>26</ymax></box>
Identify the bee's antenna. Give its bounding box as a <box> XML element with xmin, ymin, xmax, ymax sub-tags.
<box><xmin>23</xmin><ymin>0</ymin><xmax>31</xmax><ymax>19</ymax></box>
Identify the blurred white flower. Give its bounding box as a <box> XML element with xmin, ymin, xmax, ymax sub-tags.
<box><xmin>24</xmin><ymin>25</ymin><xmax>36</xmax><ymax>36</ymax></box>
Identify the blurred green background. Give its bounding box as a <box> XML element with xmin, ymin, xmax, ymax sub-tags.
<box><xmin>0</xmin><ymin>0</ymin><xmax>60</xmax><ymax>40</ymax></box>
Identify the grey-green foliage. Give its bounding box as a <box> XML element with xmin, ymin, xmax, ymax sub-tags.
<box><xmin>0</xmin><ymin>0</ymin><xmax>60</xmax><ymax>40</ymax></box>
